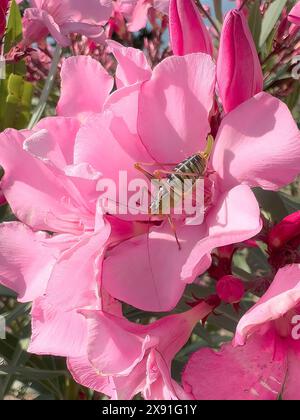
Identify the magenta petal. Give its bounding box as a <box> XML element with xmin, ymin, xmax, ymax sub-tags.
<box><xmin>57</xmin><ymin>56</ymin><xmax>113</xmax><ymax>119</ymax></box>
<box><xmin>112</xmin><ymin>360</ymin><xmax>148</xmax><ymax>400</ymax></box>
<box><xmin>55</xmin><ymin>0</ymin><xmax>113</xmax><ymax>25</ymax></box>
<box><xmin>82</xmin><ymin>310</ymin><xmax>154</xmax><ymax>376</ymax></box>
<box><xmin>282</xmin><ymin>348</ymin><xmax>300</xmax><ymax>400</ymax></box>
<box><xmin>0</xmin><ymin>129</ymin><xmax>86</xmax><ymax>233</ymax></box>
<box><xmin>235</xmin><ymin>264</ymin><xmax>300</xmax><ymax>345</ymax></box>
<box><xmin>74</xmin><ymin>107</ymin><xmax>154</xmax><ymax>219</ymax></box>
<box><xmin>68</xmin><ymin>303</ymin><xmax>212</xmax><ymax>397</ymax></box>
<box><xmin>138</xmin><ymin>53</ymin><xmax>215</xmax><ymax>163</ymax></box>
<box><xmin>103</xmin><ymin>186</ymin><xmax>260</xmax><ymax>312</ymax></box>
<box><xmin>24</xmin><ymin>117</ymin><xmax>80</xmax><ymax>168</ymax></box>
<box><xmin>28</xmin><ymin>219</ymin><xmax>110</xmax><ymax>357</ymax></box>
<box><xmin>107</xmin><ymin>40</ymin><xmax>151</xmax><ymax>88</ymax></box>
<box><xmin>0</xmin><ymin>223</ymin><xmax>57</xmax><ymax>302</ymax></box>
<box><xmin>26</xmin><ymin>0</ymin><xmax>112</xmax><ymax>44</ymax></box>
<box><xmin>212</xmin><ymin>93</ymin><xmax>300</xmax><ymax>192</ymax></box>
<box><xmin>184</xmin><ymin>185</ymin><xmax>262</xmax><ymax>281</ymax></box>
<box><xmin>75</xmin><ymin>86</ymin><xmax>151</xmax><ymax>176</ymax></box>
<box><xmin>44</xmin><ymin>224</ymin><xmax>110</xmax><ymax>311</ymax></box>
<box><xmin>23</xmin><ymin>8</ymin><xmax>70</xmax><ymax>46</ymax></box>
<box><xmin>182</xmin><ymin>334</ymin><xmax>286</xmax><ymax>400</ymax></box>
<box><xmin>289</xmin><ymin>2</ymin><xmax>300</xmax><ymax>26</ymax></box>
<box><xmin>60</xmin><ymin>22</ymin><xmax>105</xmax><ymax>43</ymax></box>
<box><xmin>153</xmin><ymin>0</ymin><xmax>169</xmax><ymax>15</ymax></box>
<box><xmin>103</xmin><ymin>222</ymin><xmax>208</xmax><ymax>312</ymax></box>
<box><xmin>67</xmin><ymin>356</ymin><xmax>117</xmax><ymax>398</ymax></box>
<box><xmin>29</xmin><ymin>298</ymin><xmax>88</xmax><ymax>357</ymax></box>
<box><xmin>127</xmin><ymin>0</ymin><xmax>152</xmax><ymax>32</ymax></box>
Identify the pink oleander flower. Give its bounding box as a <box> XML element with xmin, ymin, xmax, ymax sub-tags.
<box><xmin>0</xmin><ymin>0</ymin><xmax>8</xmax><ymax>39</ymax></box>
<box><xmin>217</xmin><ymin>9</ymin><xmax>263</xmax><ymax>113</ymax></box>
<box><xmin>289</xmin><ymin>2</ymin><xmax>300</xmax><ymax>26</ymax></box>
<box><xmin>72</xmin><ymin>46</ymin><xmax>299</xmax><ymax>313</ymax></box>
<box><xmin>22</xmin><ymin>0</ymin><xmax>113</xmax><ymax>47</ymax></box>
<box><xmin>107</xmin><ymin>1</ymin><xmax>128</xmax><ymax>39</ymax></box>
<box><xmin>0</xmin><ymin>46</ymin><xmax>300</xmax><ymax>399</ymax></box>
<box><xmin>169</xmin><ymin>0</ymin><xmax>213</xmax><ymax>56</ymax></box>
<box><xmin>0</xmin><ymin>56</ymin><xmax>138</xmax><ymax>357</ymax></box>
<box><xmin>124</xmin><ymin>0</ymin><xmax>169</xmax><ymax>32</ymax></box>
<box><xmin>182</xmin><ymin>264</ymin><xmax>300</xmax><ymax>400</ymax></box>
<box><xmin>68</xmin><ymin>300</ymin><xmax>214</xmax><ymax>400</ymax></box>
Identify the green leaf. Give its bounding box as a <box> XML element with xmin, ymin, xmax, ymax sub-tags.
<box><xmin>278</xmin><ymin>192</ymin><xmax>300</xmax><ymax>213</ymax></box>
<box><xmin>0</xmin><ymin>338</ymin><xmax>30</xmax><ymax>399</ymax></box>
<box><xmin>254</xmin><ymin>188</ymin><xmax>288</xmax><ymax>221</ymax></box>
<box><xmin>259</xmin><ymin>0</ymin><xmax>287</xmax><ymax>48</ymax></box>
<box><xmin>245</xmin><ymin>247</ymin><xmax>271</xmax><ymax>277</ymax></box>
<box><xmin>4</xmin><ymin>0</ymin><xmax>23</xmax><ymax>53</ymax></box>
<box><xmin>0</xmin><ymin>366</ymin><xmax>69</xmax><ymax>380</ymax></box>
<box><xmin>0</xmin><ymin>284</ymin><xmax>16</xmax><ymax>298</ymax></box>
<box><xmin>3</xmin><ymin>303</ymin><xmax>31</xmax><ymax>325</ymax></box>
<box><xmin>248</xmin><ymin>0</ymin><xmax>262</xmax><ymax>49</ymax></box>
<box><xmin>3</xmin><ymin>74</ymin><xmax>33</xmax><ymax>129</ymax></box>
<box><xmin>4</xmin><ymin>0</ymin><xmax>25</xmax><ymax>76</ymax></box>
<box><xmin>286</xmin><ymin>82</ymin><xmax>300</xmax><ymax>112</ymax></box>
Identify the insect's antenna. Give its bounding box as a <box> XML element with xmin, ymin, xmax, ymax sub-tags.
<box><xmin>202</xmin><ymin>134</ymin><xmax>214</xmax><ymax>160</ymax></box>
<box><xmin>100</xmin><ymin>196</ymin><xmax>150</xmax><ymax>215</ymax></box>
<box><xmin>167</xmin><ymin>215</ymin><xmax>182</xmax><ymax>251</ymax></box>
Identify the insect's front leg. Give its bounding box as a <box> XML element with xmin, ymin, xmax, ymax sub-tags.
<box><xmin>134</xmin><ymin>163</ymin><xmax>155</xmax><ymax>181</ymax></box>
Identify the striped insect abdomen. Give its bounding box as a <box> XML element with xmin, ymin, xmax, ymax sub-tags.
<box><xmin>150</xmin><ymin>153</ymin><xmax>207</xmax><ymax>215</ymax></box>
<box><xmin>168</xmin><ymin>153</ymin><xmax>207</xmax><ymax>184</ymax></box>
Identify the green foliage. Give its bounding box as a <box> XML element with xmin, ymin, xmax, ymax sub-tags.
<box><xmin>0</xmin><ymin>0</ymin><xmax>33</xmax><ymax>130</ymax></box>
<box><xmin>248</xmin><ymin>0</ymin><xmax>262</xmax><ymax>49</ymax></box>
<box><xmin>4</xmin><ymin>0</ymin><xmax>25</xmax><ymax>75</ymax></box>
<box><xmin>259</xmin><ymin>0</ymin><xmax>287</xmax><ymax>48</ymax></box>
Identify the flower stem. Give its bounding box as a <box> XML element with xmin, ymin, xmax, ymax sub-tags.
<box><xmin>213</xmin><ymin>0</ymin><xmax>223</xmax><ymax>24</ymax></box>
<box><xmin>28</xmin><ymin>44</ymin><xmax>62</xmax><ymax>129</ymax></box>
<box><xmin>195</xmin><ymin>0</ymin><xmax>220</xmax><ymax>35</ymax></box>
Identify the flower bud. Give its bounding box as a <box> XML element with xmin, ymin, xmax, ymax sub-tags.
<box><xmin>169</xmin><ymin>0</ymin><xmax>213</xmax><ymax>56</ymax></box>
<box><xmin>217</xmin><ymin>9</ymin><xmax>263</xmax><ymax>113</ymax></box>
<box><xmin>216</xmin><ymin>275</ymin><xmax>245</xmax><ymax>304</ymax></box>
<box><xmin>268</xmin><ymin>211</ymin><xmax>300</xmax><ymax>251</ymax></box>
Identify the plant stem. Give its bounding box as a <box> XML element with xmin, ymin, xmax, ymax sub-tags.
<box><xmin>195</xmin><ymin>0</ymin><xmax>220</xmax><ymax>35</ymax></box>
<box><xmin>28</xmin><ymin>44</ymin><xmax>61</xmax><ymax>129</ymax></box>
<box><xmin>213</xmin><ymin>0</ymin><xmax>223</xmax><ymax>24</ymax></box>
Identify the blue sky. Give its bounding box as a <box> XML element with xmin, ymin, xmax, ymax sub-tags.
<box><xmin>207</xmin><ymin>0</ymin><xmax>234</xmax><ymax>16</ymax></box>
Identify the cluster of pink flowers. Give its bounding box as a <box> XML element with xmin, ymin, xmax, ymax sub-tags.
<box><xmin>0</xmin><ymin>0</ymin><xmax>300</xmax><ymax>400</ymax></box>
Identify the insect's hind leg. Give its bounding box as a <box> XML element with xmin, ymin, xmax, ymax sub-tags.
<box><xmin>153</xmin><ymin>169</ymin><xmax>201</xmax><ymax>178</ymax></box>
<box><xmin>134</xmin><ymin>161</ymin><xmax>179</xmax><ymax>181</ymax></box>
